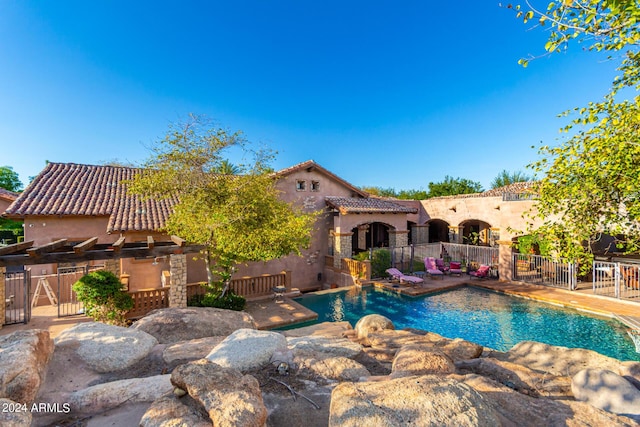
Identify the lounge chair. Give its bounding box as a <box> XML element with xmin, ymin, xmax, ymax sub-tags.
<box><xmin>386</xmin><ymin>268</ymin><xmax>424</xmax><ymax>285</ymax></box>
<box><xmin>435</xmin><ymin>258</ymin><xmax>449</xmax><ymax>274</ymax></box>
<box><xmin>469</xmin><ymin>265</ymin><xmax>491</xmax><ymax>279</ymax></box>
<box><xmin>424</xmin><ymin>257</ymin><xmax>444</xmax><ymax>279</ymax></box>
<box><xmin>449</xmin><ymin>261</ymin><xmax>463</xmax><ymax>276</ymax></box>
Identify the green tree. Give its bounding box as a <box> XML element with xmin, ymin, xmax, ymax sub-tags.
<box><xmin>0</xmin><ymin>166</ymin><xmax>23</xmax><ymax>192</ymax></box>
<box><xmin>127</xmin><ymin>114</ymin><xmax>319</xmax><ymax>298</ymax></box>
<box><xmin>216</xmin><ymin>159</ymin><xmax>241</xmax><ymax>175</ymax></box>
<box><xmin>361</xmin><ymin>186</ymin><xmax>398</xmax><ymax>198</ymax></box>
<box><xmin>427</xmin><ymin>176</ymin><xmax>483</xmax><ymax>198</ymax></box>
<box><xmin>510</xmin><ymin>1</ymin><xmax>640</xmax><ymax>265</ymax></box>
<box><xmin>490</xmin><ymin>169</ymin><xmax>532</xmax><ymax>189</ymax></box>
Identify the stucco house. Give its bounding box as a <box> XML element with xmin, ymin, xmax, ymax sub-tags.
<box><xmin>2</xmin><ymin>161</ymin><xmax>422</xmax><ymax>293</ymax></box>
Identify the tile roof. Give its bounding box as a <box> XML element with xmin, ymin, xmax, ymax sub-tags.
<box><xmin>427</xmin><ymin>181</ymin><xmax>538</xmax><ymax>200</ymax></box>
<box><xmin>4</xmin><ymin>163</ymin><xmax>177</xmax><ymax>232</ymax></box>
<box><xmin>0</xmin><ymin>188</ymin><xmax>18</xmax><ymax>202</ymax></box>
<box><xmin>275</xmin><ymin>160</ymin><xmax>368</xmax><ymax>198</ymax></box>
<box><xmin>325</xmin><ymin>196</ymin><xmax>418</xmax><ymax>214</ymax></box>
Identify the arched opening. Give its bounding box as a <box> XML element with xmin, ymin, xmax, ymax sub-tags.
<box><xmin>351</xmin><ymin>222</ymin><xmax>391</xmax><ymax>254</ymax></box>
<box><xmin>460</xmin><ymin>219</ymin><xmax>492</xmax><ymax>246</ymax></box>
<box><xmin>428</xmin><ymin>219</ymin><xmax>450</xmax><ymax>243</ymax></box>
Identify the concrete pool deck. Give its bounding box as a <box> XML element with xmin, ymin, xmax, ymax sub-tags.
<box><xmin>1</xmin><ymin>277</ymin><xmax>639</xmax><ymax>338</ymax></box>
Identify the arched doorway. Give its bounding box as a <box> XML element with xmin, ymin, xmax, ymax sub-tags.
<box><xmin>460</xmin><ymin>219</ymin><xmax>492</xmax><ymax>246</ymax></box>
<box><xmin>351</xmin><ymin>222</ymin><xmax>391</xmax><ymax>254</ymax></box>
<box><xmin>428</xmin><ymin>219</ymin><xmax>450</xmax><ymax>243</ymax></box>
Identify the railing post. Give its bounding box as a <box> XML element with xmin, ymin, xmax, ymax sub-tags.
<box><xmin>282</xmin><ymin>270</ymin><xmax>292</xmax><ymax>291</ymax></box>
<box><xmin>615</xmin><ymin>263</ymin><xmax>620</xmax><ymax>299</ymax></box>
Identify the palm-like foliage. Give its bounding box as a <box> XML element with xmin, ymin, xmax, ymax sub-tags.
<box><xmin>490</xmin><ymin>170</ymin><xmax>532</xmax><ymax>189</ymax></box>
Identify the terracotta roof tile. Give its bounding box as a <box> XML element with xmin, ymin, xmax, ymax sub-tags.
<box><xmin>326</xmin><ymin>196</ymin><xmax>418</xmax><ymax>214</ymax></box>
<box><xmin>5</xmin><ymin>163</ymin><xmax>176</xmax><ymax>232</ymax></box>
<box><xmin>0</xmin><ymin>188</ymin><xmax>18</xmax><ymax>202</ymax></box>
<box><xmin>427</xmin><ymin>181</ymin><xmax>538</xmax><ymax>200</ymax></box>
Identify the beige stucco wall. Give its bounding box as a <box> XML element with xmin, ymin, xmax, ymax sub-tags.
<box><xmin>420</xmin><ymin>196</ymin><xmax>539</xmax><ymax>242</ymax></box>
<box><xmin>234</xmin><ymin>168</ymin><xmax>359</xmax><ymax>292</ymax></box>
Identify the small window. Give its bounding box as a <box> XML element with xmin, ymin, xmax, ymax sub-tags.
<box><xmin>296</xmin><ymin>180</ymin><xmax>306</xmax><ymax>191</ymax></box>
<box><xmin>311</xmin><ymin>180</ymin><xmax>320</xmax><ymax>192</ymax></box>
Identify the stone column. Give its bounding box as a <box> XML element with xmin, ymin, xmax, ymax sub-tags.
<box><xmin>497</xmin><ymin>241</ymin><xmax>514</xmax><ymax>282</ymax></box>
<box><xmin>411</xmin><ymin>224</ymin><xmax>430</xmax><ymax>244</ymax></box>
<box><xmin>169</xmin><ymin>254</ymin><xmax>187</xmax><ymax>308</ymax></box>
<box><xmin>357</xmin><ymin>225</ymin><xmax>369</xmax><ymax>250</ymax></box>
<box><xmin>333</xmin><ymin>232</ymin><xmax>353</xmax><ymax>269</ymax></box>
<box><xmin>103</xmin><ymin>258</ymin><xmax>120</xmax><ymax>278</ymax></box>
<box><xmin>389</xmin><ymin>230</ymin><xmax>409</xmax><ymax>248</ymax></box>
<box><xmin>0</xmin><ymin>266</ymin><xmax>5</xmax><ymax>329</ymax></box>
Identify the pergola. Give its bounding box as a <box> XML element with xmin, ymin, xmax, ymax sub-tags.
<box><xmin>0</xmin><ymin>236</ymin><xmax>204</xmax><ymax>328</ymax></box>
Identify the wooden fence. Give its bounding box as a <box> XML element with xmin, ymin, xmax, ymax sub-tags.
<box><xmin>126</xmin><ymin>287</ymin><xmax>169</xmax><ymax>319</ymax></box>
<box><xmin>341</xmin><ymin>258</ymin><xmax>371</xmax><ymax>281</ymax></box>
<box><xmin>187</xmin><ymin>270</ymin><xmax>293</xmax><ymax>301</ymax></box>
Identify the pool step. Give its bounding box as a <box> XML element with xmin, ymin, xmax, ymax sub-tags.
<box><xmin>615</xmin><ymin>314</ymin><xmax>640</xmax><ymax>331</ymax></box>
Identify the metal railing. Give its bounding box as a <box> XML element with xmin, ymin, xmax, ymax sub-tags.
<box><xmin>512</xmin><ymin>254</ymin><xmax>577</xmax><ymax>290</ymax></box>
<box><xmin>593</xmin><ymin>261</ymin><xmax>640</xmax><ymax>301</ymax></box>
<box><xmin>388</xmin><ymin>243</ymin><xmax>499</xmax><ymax>277</ymax></box>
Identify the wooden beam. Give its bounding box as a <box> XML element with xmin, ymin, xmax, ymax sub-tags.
<box><xmin>170</xmin><ymin>235</ymin><xmax>186</xmax><ymax>247</ymax></box>
<box><xmin>147</xmin><ymin>236</ymin><xmax>155</xmax><ymax>249</ymax></box>
<box><xmin>73</xmin><ymin>237</ymin><xmax>99</xmax><ymax>254</ymax></box>
<box><xmin>111</xmin><ymin>236</ymin><xmax>125</xmax><ymax>252</ymax></box>
<box><xmin>0</xmin><ymin>240</ymin><xmax>35</xmax><ymax>256</ymax></box>
<box><xmin>26</xmin><ymin>239</ymin><xmax>67</xmax><ymax>257</ymax></box>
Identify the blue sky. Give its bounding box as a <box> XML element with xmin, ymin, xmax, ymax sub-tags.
<box><xmin>0</xmin><ymin>1</ymin><xmax>617</xmax><ymax>191</ymax></box>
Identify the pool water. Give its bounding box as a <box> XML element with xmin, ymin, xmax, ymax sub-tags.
<box><xmin>293</xmin><ymin>285</ymin><xmax>640</xmax><ymax>361</ymax></box>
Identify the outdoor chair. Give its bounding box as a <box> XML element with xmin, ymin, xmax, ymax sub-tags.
<box><xmin>435</xmin><ymin>258</ymin><xmax>449</xmax><ymax>274</ymax></box>
<box><xmin>424</xmin><ymin>257</ymin><xmax>444</xmax><ymax>279</ymax></box>
<box><xmin>385</xmin><ymin>268</ymin><xmax>424</xmax><ymax>285</ymax></box>
<box><xmin>449</xmin><ymin>262</ymin><xmax>463</xmax><ymax>276</ymax></box>
<box><xmin>469</xmin><ymin>265</ymin><xmax>491</xmax><ymax>279</ymax></box>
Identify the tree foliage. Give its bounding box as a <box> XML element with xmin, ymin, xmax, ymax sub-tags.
<box><xmin>511</xmin><ymin>1</ymin><xmax>640</xmax><ymax>264</ymax></box>
<box><xmin>427</xmin><ymin>176</ymin><xmax>483</xmax><ymax>197</ymax></box>
<box><xmin>126</xmin><ymin>114</ymin><xmax>319</xmax><ymax>290</ymax></box>
<box><xmin>0</xmin><ymin>166</ymin><xmax>23</xmax><ymax>192</ymax></box>
<box><xmin>490</xmin><ymin>169</ymin><xmax>532</xmax><ymax>189</ymax></box>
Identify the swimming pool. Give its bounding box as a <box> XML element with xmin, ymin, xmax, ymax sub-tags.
<box><xmin>293</xmin><ymin>285</ymin><xmax>640</xmax><ymax>361</ymax></box>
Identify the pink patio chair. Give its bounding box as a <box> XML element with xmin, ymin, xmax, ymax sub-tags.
<box><xmin>449</xmin><ymin>261</ymin><xmax>463</xmax><ymax>276</ymax></box>
<box><xmin>435</xmin><ymin>258</ymin><xmax>449</xmax><ymax>274</ymax></box>
<box><xmin>424</xmin><ymin>257</ymin><xmax>444</xmax><ymax>279</ymax></box>
<box><xmin>386</xmin><ymin>268</ymin><xmax>424</xmax><ymax>285</ymax></box>
<box><xmin>469</xmin><ymin>265</ymin><xmax>491</xmax><ymax>279</ymax></box>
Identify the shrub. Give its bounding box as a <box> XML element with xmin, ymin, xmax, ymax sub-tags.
<box><xmin>188</xmin><ymin>288</ymin><xmax>246</xmax><ymax>311</ymax></box>
<box><xmin>354</xmin><ymin>249</ymin><xmax>391</xmax><ymax>279</ymax></box>
<box><xmin>72</xmin><ymin>270</ymin><xmax>133</xmax><ymax>326</ymax></box>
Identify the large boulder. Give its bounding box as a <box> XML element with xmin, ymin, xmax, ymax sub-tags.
<box><xmin>206</xmin><ymin>329</ymin><xmax>287</xmax><ymax>371</ymax></box>
<box><xmin>295</xmin><ymin>355</ymin><xmax>371</xmax><ymax>382</ymax></box>
<box><xmin>497</xmin><ymin>341</ymin><xmax>625</xmax><ymax>376</ymax></box>
<box><xmin>0</xmin><ymin>398</ymin><xmax>32</xmax><ymax>427</ymax></box>
<box><xmin>287</xmin><ymin>336</ymin><xmax>363</xmax><ymax>359</ymax></box>
<box><xmin>162</xmin><ymin>336</ymin><xmax>226</xmax><ymax>365</ymax></box>
<box><xmin>354</xmin><ymin>314</ymin><xmax>394</xmax><ymax>343</ymax></box>
<box><xmin>282</xmin><ymin>321</ymin><xmax>353</xmax><ymax>338</ymax></box>
<box><xmin>131</xmin><ymin>307</ymin><xmax>256</xmax><ymax>344</ymax></box>
<box><xmin>140</xmin><ymin>394</ymin><xmax>211</xmax><ymax>427</ymax></box>
<box><xmin>456</xmin><ymin>357</ymin><xmax>572</xmax><ymax>398</ymax></box>
<box><xmin>461</xmin><ymin>373</ymin><xmax>638</xmax><ymax>426</ymax></box>
<box><xmin>54</xmin><ymin>322</ymin><xmax>157</xmax><ymax>373</ymax></box>
<box><xmin>329</xmin><ymin>374</ymin><xmax>502</xmax><ymax>427</ymax></box>
<box><xmin>0</xmin><ymin>329</ymin><xmax>53</xmax><ymax>404</ymax></box>
<box><xmin>390</xmin><ymin>345</ymin><xmax>455</xmax><ymax>378</ymax></box>
<box><xmin>67</xmin><ymin>375</ymin><xmax>173</xmax><ymax>416</ymax></box>
<box><xmin>572</xmin><ymin>369</ymin><xmax>640</xmax><ymax>420</ymax></box>
<box><xmin>367</xmin><ymin>329</ymin><xmax>483</xmax><ymax>362</ymax></box>
<box><xmin>171</xmin><ymin>359</ymin><xmax>267</xmax><ymax>427</ymax></box>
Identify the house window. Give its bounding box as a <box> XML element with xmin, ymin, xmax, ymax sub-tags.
<box><xmin>311</xmin><ymin>180</ymin><xmax>320</xmax><ymax>192</ymax></box>
<box><xmin>296</xmin><ymin>180</ymin><xmax>306</xmax><ymax>191</ymax></box>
